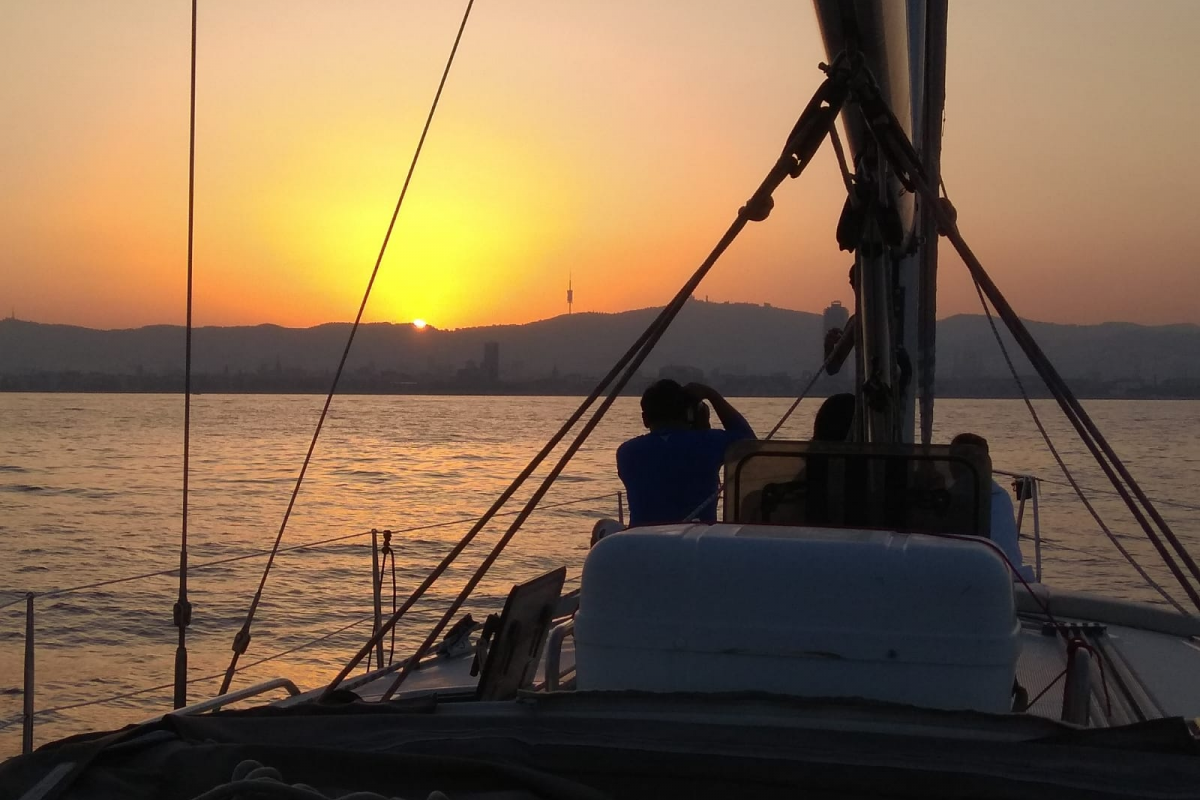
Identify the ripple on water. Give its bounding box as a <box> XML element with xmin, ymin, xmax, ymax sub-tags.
<box><xmin>1</xmin><ymin>394</ymin><xmax>1198</xmax><ymax>758</ymax></box>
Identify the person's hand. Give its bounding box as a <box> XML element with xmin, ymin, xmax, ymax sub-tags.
<box><xmin>823</xmin><ymin>327</ymin><xmax>843</xmax><ymax>360</ymax></box>
<box><xmin>683</xmin><ymin>382</ymin><xmax>714</xmax><ymax>402</ymax></box>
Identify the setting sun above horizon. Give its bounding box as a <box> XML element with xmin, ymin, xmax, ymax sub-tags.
<box><xmin>412</xmin><ymin>319</ymin><xmax>428</xmax><ymax>330</ymax></box>
<box><xmin>3</xmin><ymin>1</ymin><xmax>1200</xmax><ymax>329</ymax></box>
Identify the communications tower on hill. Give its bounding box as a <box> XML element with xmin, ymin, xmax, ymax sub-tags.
<box><xmin>567</xmin><ymin>272</ymin><xmax>574</xmax><ymax>315</ymax></box>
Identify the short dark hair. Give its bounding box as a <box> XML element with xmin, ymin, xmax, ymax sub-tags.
<box><xmin>641</xmin><ymin>379</ymin><xmax>693</xmax><ymax>426</ymax></box>
<box><xmin>951</xmin><ymin>432</ymin><xmax>989</xmax><ymax>452</ymax></box>
<box><xmin>813</xmin><ymin>393</ymin><xmax>856</xmax><ymax>441</ymax></box>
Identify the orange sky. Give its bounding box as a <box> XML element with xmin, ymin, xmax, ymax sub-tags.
<box><xmin>2</xmin><ymin>0</ymin><xmax>1198</xmax><ymax>330</ymax></box>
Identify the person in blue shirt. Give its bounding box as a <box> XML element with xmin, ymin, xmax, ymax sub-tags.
<box><xmin>616</xmin><ymin>380</ymin><xmax>756</xmax><ymax>527</ymax></box>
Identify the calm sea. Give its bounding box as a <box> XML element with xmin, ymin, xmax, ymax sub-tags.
<box><xmin>2</xmin><ymin>393</ymin><xmax>1198</xmax><ymax>757</ymax></box>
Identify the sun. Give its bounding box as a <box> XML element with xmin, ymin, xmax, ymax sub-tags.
<box><xmin>412</xmin><ymin>319</ymin><xmax>427</xmax><ymax>330</ymax></box>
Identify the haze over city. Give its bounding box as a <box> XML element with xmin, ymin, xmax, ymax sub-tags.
<box><xmin>3</xmin><ymin>0</ymin><xmax>1199</xmax><ymax>331</ymax></box>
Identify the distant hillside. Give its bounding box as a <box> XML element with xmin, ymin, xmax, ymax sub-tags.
<box><xmin>1</xmin><ymin>302</ymin><xmax>1198</xmax><ymax>390</ymax></box>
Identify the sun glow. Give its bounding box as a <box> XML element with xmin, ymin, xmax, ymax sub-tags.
<box><xmin>412</xmin><ymin>319</ymin><xmax>427</xmax><ymax>329</ymax></box>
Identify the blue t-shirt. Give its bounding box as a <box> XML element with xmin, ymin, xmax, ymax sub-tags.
<box><xmin>617</xmin><ymin>422</ymin><xmax>754</xmax><ymax>527</ymax></box>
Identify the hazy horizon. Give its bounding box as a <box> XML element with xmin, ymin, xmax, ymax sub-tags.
<box><xmin>4</xmin><ymin>1</ymin><xmax>1200</xmax><ymax>330</ymax></box>
<box><xmin>6</xmin><ymin>296</ymin><xmax>1200</xmax><ymax>334</ymax></box>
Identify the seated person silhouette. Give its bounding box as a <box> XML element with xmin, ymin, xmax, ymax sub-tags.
<box><xmin>738</xmin><ymin>393</ymin><xmax>857</xmax><ymax>524</ymax></box>
<box><xmin>949</xmin><ymin>433</ymin><xmax>1035</xmax><ymax>581</ymax></box>
<box><xmin>615</xmin><ymin>380</ymin><xmax>755</xmax><ymax>528</ymax></box>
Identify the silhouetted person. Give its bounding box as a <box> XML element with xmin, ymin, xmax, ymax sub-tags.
<box><xmin>812</xmin><ymin>393</ymin><xmax>856</xmax><ymax>442</ymax></box>
<box><xmin>617</xmin><ymin>380</ymin><xmax>755</xmax><ymax>527</ymax></box>
<box><xmin>949</xmin><ymin>433</ymin><xmax>1034</xmax><ymax>581</ymax></box>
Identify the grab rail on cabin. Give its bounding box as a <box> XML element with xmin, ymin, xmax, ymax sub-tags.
<box><xmin>543</xmin><ymin>619</ymin><xmax>575</xmax><ymax>692</ymax></box>
<box><xmin>157</xmin><ymin>677</ymin><xmax>301</xmax><ymax>721</ymax></box>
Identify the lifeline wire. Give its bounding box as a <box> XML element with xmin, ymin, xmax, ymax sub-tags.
<box><xmin>853</xmin><ymin>80</ymin><xmax>1200</xmax><ymax>611</ymax></box>
<box><xmin>0</xmin><ymin>491</ymin><xmax>615</xmax><ymax>607</ymax></box>
<box><xmin>219</xmin><ymin>0</ymin><xmax>477</xmax><ymax>695</ymax></box>
<box><xmin>969</xmin><ymin>276</ymin><xmax>1185</xmax><ymax>613</ymax></box>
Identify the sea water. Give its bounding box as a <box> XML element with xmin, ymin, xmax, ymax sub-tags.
<box><xmin>1</xmin><ymin>393</ymin><xmax>1198</xmax><ymax>756</ymax></box>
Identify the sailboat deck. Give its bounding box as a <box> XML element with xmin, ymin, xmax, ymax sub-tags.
<box><xmin>318</xmin><ymin>593</ymin><xmax>1200</xmax><ymax>734</ymax></box>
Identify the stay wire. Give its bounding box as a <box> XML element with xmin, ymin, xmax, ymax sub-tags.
<box><xmin>907</xmin><ymin>164</ymin><xmax>1200</xmax><ymax>612</ymax></box>
<box><xmin>767</xmin><ymin>349</ymin><xmax>838</xmax><ymax>439</ymax></box>
<box><xmin>852</xmin><ymin>89</ymin><xmax>1200</xmax><ymax>611</ymax></box>
<box><xmin>322</xmin><ymin>72</ymin><xmax>848</xmax><ymax>698</ymax></box>
<box><xmin>969</xmin><ymin>278</ymin><xmax>1185</xmax><ymax>613</ymax></box>
<box><xmin>679</xmin><ymin>349</ymin><xmax>837</xmax><ymax>525</ymax></box>
<box><xmin>218</xmin><ymin>0</ymin><xmax>477</xmax><ymax>695</ymax></box>
<box><xmin>948</xmin><ymin>217</ymin><xmax>1200</xmax><ymax>611</ymax></box>
<box><xmin>372</xmin><ymin>96</ymin><xmax>849</xmax><ymax>702</ymax></box>
<box><xmin>173</xmin><ymin>0</ymin><xmax>199</xmax><ymax>710</ymax></box>
<box><xmin>380</xmin><ymin>217</ymin><xmax>750</xmax><ymax>701</ymax></box>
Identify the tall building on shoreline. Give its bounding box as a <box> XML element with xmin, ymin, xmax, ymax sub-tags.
<box><xmin>823</xmin><ymin>300</ymin><xmax>849</xmax><ymax>332</ymax></box>
<box><xmin>482</xmin><ymin>341</ymin><xmax>500</xmax><ymax>383</ymax></box>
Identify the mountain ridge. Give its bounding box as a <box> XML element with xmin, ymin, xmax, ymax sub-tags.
<box><xmin>2</xmin><ymin>302</ymin><xmax>1198</xmax><ymax>389</ymax></box>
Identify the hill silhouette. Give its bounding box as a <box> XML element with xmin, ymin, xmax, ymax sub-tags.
<box><xmin>2</xmin><ymin>300</ymin><xmax>1198</xmax><ymax>395</ymax></box>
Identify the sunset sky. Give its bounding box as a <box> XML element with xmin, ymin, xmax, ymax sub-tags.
<box><xmin>2</xmin><ymin>1</ymin><xmax>1198</xmax><ymax>331</ymax></box>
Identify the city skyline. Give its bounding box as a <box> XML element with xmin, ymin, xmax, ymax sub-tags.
<box><xmin>4</xmin><ymin>1</ymin><xmax>1200</xmax><ymax>331</ymax></box>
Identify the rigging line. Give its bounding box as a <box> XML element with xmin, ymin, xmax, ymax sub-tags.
<box><xmin>969</xmin><ymin>261</ymin><xmax>1200</xmax><ymax>587</ymax></box>
<box><xmin>928</xmin><ymin>200</ymin><xmax>1200</xmax><ymax>611</ymax></box>
<box><xmin>767</xmin><ymin>349</ymin><xmax>838</xmax><ymax>439</ymax></box>
<box><xmin>854</xmin><ymin>94</ymin><xmax>1200</xmax><ymax>609</ymax></box>
<box><xmin>173</xmin><ymin>0</ymin><xmax>199</xmax><ymax>711</ymax></box>
<box><xmin>325</xmin><ymin>69</ymin><xmax>848</xmax><ymax>699</ymax></box>
<box><xmin>680</xmin><ymin>351</ymin><xmax>835</xmax><ymax>524</ymax></box>
<box><xmin>32</xmin><ymin>615</ymin><xmax>376</xmax><ymax>720</ymax></box>
<box><xmin>1</xmin><ymin>491</ymin><xmax>617</xmax><ymax>607</ymax></box>
<box><xmin>1025</xmin><ymin>667</ymin><xmax>1068</xmax><ymax>711</ymax></box>
<box><xmin>376</xmin><ymin>131</ymin><xmax>847</xmax><ymax>702</ymax></box>
<box><xmin>333</xmin><ymin>206</ymin><xmax>749</xmax><ymax>699</ymax></box>
<box><xmin>217</xmin><ymin>0</ymin><xmax>478</xmax><ymax>696</ymax></box>
<box><xmin>827</xmin><ymin>124</ymin><xmax>856</xmax><ymax>198</ymax></box>
<box><xmin>994</xmin><ymin>468</ymin><xmax>1200</xmax><ymax>514</ymax></box>
<box><xmin>379</xmin><ymin>221</ymin><xmax>748</xmax><ymax>701</ymax></box>
<box><xmin>969</xmin><ymin>278</ymin><xmax>1186</xmax><ymax>613</ymax></box>
<box><xmin>1035</xmin><ymin>478</ymin><xmax>1200</xmax><ymax>514</ymax></box>
<box><xmin>0</xmin><ymin>595</ymin><xmax>27</xmax><ymax>611</ymax></box>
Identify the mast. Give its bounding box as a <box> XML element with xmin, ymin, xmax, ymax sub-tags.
<box><xmin>813</xmin><ymin>0</ymin><xmax>941</xmax><ymax>444</ymax></box>
<box><xmin>917</xmin><ymin>1</ymin><xmax>948</xmax><ymax>445</ymax></box>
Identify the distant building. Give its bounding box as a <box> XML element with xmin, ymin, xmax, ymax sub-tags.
<box><xmin>823</xmin><ymin>300</ymin><xmax>849</xmax><ymax>332</ymax></box>
<box><xmin>482</xmin><ymin>341</ymin><xmax>500</xmax><ymax>383</ymax></box>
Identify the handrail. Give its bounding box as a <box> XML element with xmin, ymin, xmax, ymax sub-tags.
<box><xmin>543</xmin><ymin>619</ymin><xmax>575</xmax><ymax>692</ymax></box>
<box><xmin>157</xmin><ymin>677</ymin><xmax>300</xmax><ymax>720</ymax></box>
<box><xmin>993</xmin><ymin>470</ymin><xmax>1197</xmax><ymax>513</ymax></box>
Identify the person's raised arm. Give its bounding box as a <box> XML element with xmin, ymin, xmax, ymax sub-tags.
<box><xmin>684</xmin><ymin>383</ymin><xmax>755</xmax><ymax>439</ymax></box>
